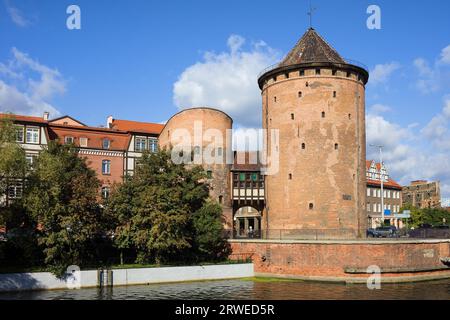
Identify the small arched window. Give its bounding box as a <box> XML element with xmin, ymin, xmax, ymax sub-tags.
<box><xmin>289</xmin><ymin>174</ymin><xmax>292</xmax><ymax>180</ymax></box>
<box><xmin>322</xmin><ymin>111</ymin><xmax>325</xmax><ymax>118</ymax></box>
<box><xmin>301</xmin><ymin>143</ymin><xmax>306</xmax><ymax>150</ymax></box>
<box><xmin>309</xmin><ymin>203</ymin><xmax>314</xmax><ymax>210</ymax></box>
<box><xmin>335</xmin><ymin>143</ymin><xmax>339</xmax><ymax>150</ymax></box>
<box><xmin>306</xmin><ymin>82</ymin><xmax>309</xmax><ymax>87</ymax></box>
<box><xmin>291</xmin><ymin>113</ymin><xmax>295</xmax><ymax>120</ymax></box>
<box><xmin>298</xmin><ymin>91</ymin><xmax>302</xmax><ymax>98</ymax></box>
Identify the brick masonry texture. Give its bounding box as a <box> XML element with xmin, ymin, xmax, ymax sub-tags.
<box><xmin>261</xmin><ymin>69</ymin><xmax>367</xmax><ymax>236</ymax></box>
<box><xmin>230</xmin><ymin>241</ymin><xmax>450</xmax><ymax>280</ymax></box>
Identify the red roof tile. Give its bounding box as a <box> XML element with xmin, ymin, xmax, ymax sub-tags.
<box><xmin>111</xmin><ymin>119</ymin><xmax>164</xmax><ymax>135</ymax></box>
<box><xmin>0</xmin><ymin>113</ymin><xmax>47</xmax><ymax>124</ymax></box>
<box><xmin>367</xmin><ymin>178</ymin><xmax>402</xmax><ymax>190</ymax></box>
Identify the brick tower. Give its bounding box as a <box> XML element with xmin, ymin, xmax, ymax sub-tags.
<box><xmin>258</xmin><ymin>28</ymin><xmax>369</xmax><ymax>238</ymax></box>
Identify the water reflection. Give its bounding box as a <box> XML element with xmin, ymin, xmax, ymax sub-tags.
<box><xmin>1</xmin><ymin>279</ymin><xmax>450</xmax><ymax>300</ymax></box>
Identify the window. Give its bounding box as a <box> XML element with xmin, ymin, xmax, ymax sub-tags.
<box><xmin>309</xmin><ymin>203</ymin><xmax>314</xmax><ymax>210</ymax></box>
<box><xmin>273</xmin><ymin>76</ymin><xmax>277</xmax><ymax>82</ymax></box>
<box><xmin>149</xmin><ymin>138</ymin><xmax>158</xmax><ymax>153</ymax></box>
<box><xmin>219</xmin><ymin>195</ymin><xmax>223</xmax><ymax>204</ymax></box>
<box><xmin>26</xmin><ymin>154</ymin><xmax>37</xmax><ymax>166</ymax></box>
<box><xmin>103</xmin><ymin>139</ymin><xmax>110</xmax><ymax>150</ymax></box>
<box><xmin>378</xmin><ymin>203</ymin><xmax>381</xmax><ymax>212</ymax></box>
<box><xmin>367</xmin><ymin>188</ymin><xmax>371</xmax><ymax>197</ymax></box>
<box><xmin>322</xmin><ymin>111</ymin><xmax>325</xmax><ymax>118</ymax></box>
<box><xmin>348</xmin><ymin>114</ymin><xmax>351</xmax><ymax>120</ymax></box>
<box><xmin>239</xmin><ymin>173</ymin><xmax>246</xmax><ymax>181</ymax></box>
<box><xmin>274</xmin><ymin>96</ymin><xmax>277</xmax><ymax>102</ymax></box>
<box><xmin>65</xmin><ymin>136</ymin><xmax>74</xmax><ymax>144</ymax></box>
<box><xmin>299</xmin><ymin>70</ymin><xmax>305</xmax><ymax>76</ymax></box>
<box><xmin>102</xmin><ymin>160</ymin><xmax>111</xmax><ymax>175</ymax></box>
<box><xmin>332</xmin><ymin>69</ymin><xmax>337</xmax><ymax>76</ymax></box>
<box><xmin>346</xmin><ymin>71</ymin><xmax>351</xmax><ymax>78</ymax></box>
<box><xmin>101</xmin><ymin>187</ymin><xmax>110</xmax><ymax>200</ymax></box>
<box><xmin>291</xmin><ymin>113</ymin><xmax>295</xmax><ymax>120</ymax></box>
<box><xmin>377</xmin><ymin>189</ymin><xmax>381</xmax><ymax>197</ymax></box>
<box><xmin>8</xmin><ymin>182</ymin><xmax>23</xmax><ymax>199</ymax></box>
<box><xmin>15</xmin><ymin>126</ymin><xmax>24</xmax><ymax>142</ymax></box>
<box><xmin>315</xmin><ymin>68</ymin><xmax>321</xmax><ymax>75</ymax></box>
<box><xmin>301</xmin><ymin>143</ymin><xmax>305</xmax><ymax>150</ymax></box>
<box><xmin>135</xmin><ymin>137</ymin><xmax>147</xmax><ymax>151</ymax></box>
<box><xmin>26</xmin><ymin>127</ymin><xmax>39</xmax><ymax>144</ymax></box>
<box><xmin>305</xmin><ymin>82</ymin><xmax>309</xmax><ymax>87</ymax></box>
<box><xmin>217</xmin><ymin>147</ymin><xmax>223</xmax><ymax>157</ymax></box>
<box><xmin>334</xmin><ymin>143</ymin><xmax>339</xmax><ymax>150</ymax></box>
<box><xmin>206</xmin><ymin>170</ymin><xmax>212</xmax><ymax>179</ymax></box>
<box><xmin>373</xmin><ymin>203</ymin><xmax>377</xmax><ymax>212</ymax></box>
<box><xmin>367</xmin><ymin>203</ymin><xmax>371</xmax><ymax>212</ymax></box>
<box><xmin>79</xmin><ymin>137</ymin><xmax>88</xmax><ymax>147</ymax></box>
<box><xmin>285</xmin><ymin>73</ymin><xmax>289</xmax><ymax>79</ymax></box>
<box><xmin>333</xmin><ymin>91</ymin><xmax>336</xmax><ymax>98</ymax></box>
<box><xmin>288</xmin><ymin>173</ymin><xmax>292</xmax><ymax>180</ymax></box>
<box><xmin>298</xmin><ymin>91</ymin><xmax>302</xmax><ymax>98</ymax></box>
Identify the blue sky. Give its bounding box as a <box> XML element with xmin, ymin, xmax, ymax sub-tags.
<box><xmin>1</xmin><ymin>0</ymin><xmax>450</xmax><ymax>198</ymax></box>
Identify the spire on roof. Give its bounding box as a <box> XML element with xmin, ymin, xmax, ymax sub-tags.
<box><xmin>279</xmin><ymin>28</ymin><xmax>346</xmax><ymax>67</ymax></box>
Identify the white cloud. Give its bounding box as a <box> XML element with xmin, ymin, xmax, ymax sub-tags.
<box><xmin>369</xmin><ymin>103</ymin><xmax>391</xmax><ymax>115</ymax></box>
<box><xmin>0</xmin><ymin>47</ymin><xmax>65</xmax><ymax>117</ymax></box>
<box><xmin>369</xmin><ymin>62</ymin><xmax>400</xmax><ymax>85</ymax></box>
<box><xmin>366</xmin><ymin>99</ymin><xmax>450</xmax><ymax>198</ymax></box>
<box><xmin>439</xmin><ymin>45</ymin><xmax>450</xmax><ymax>65</ymax></box>
<box><xmin>4</xmin><ymin>0</ymin><xmax>30</xmax><ymax>27</ymax></box>
<box><xmin>173</xmin><ymin>34</ymin><xmax>280</xmax><ymax>127</ymax></box>
<box><xmin>413</xmin><ymin>45</ymin><xmax>450</xmax><ymax>94</ymax></box>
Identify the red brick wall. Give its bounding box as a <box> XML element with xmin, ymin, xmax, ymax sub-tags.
<box><xmin>231</xmin><ymin>240</ymin><xmax>450</xmax><ymax>280</ymax></box>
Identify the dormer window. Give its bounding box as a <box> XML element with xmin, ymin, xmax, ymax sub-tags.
<box><xmin>103</xmin><ymin>139</ymin><xmax>110</xmax><ymax>150</ymax></box>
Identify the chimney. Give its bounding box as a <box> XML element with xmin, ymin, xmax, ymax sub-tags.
<box><xmin>107</xmin><ymin>115</ymin><xmax>113</xmax><ymax>129</ymax></box>
<box><xmin>43</xmin><ymin>111</ymin><xmax>49</xmax><ymax>121</ymax></box>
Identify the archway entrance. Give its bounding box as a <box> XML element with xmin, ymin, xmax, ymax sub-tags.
<box><xmin>234</xmin><ymin>206</ymin><xmax>261</xmax><ymax>238</ymax></box>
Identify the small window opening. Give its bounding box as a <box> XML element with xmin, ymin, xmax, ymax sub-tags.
<box><xmin>298</xmin><ymin>91</ymin><xmax>302</xmax><ymax>98</ymax></box>
<box><xmin>333</xmin><ymin>91</ymin><xmax>337</xmax><ymax>98</ymax></box>
<box><xmin>309</xmin><ymin>203</ymin><xmax>314</xmax><ymax>210</ymax></box>
<box><xmin>335</xmin><ymin>143</ymin><xmax>339</xmax><ymax>150</ymax></box>
<box><xmin>301</xmin><ymin>143</ymin><xmax>305</xmax><ymax>150</ymax></box>
<box><xmin>289</xmin><ymin>174</ymin><xmax>292</xmax><ymax>180</ymax></box>
<box><xmin>322</xmin><ymin>111</ymin><xmax>325</xmax><ymax>118</ymax></box>
<box><xmin>291</xmin><ymin>113</ymin><xmax>295</xmax><ymax>120</ymax></box>
<box><xmin>299</xmin><ymin>70</ymin><xmax>305</xmax><ymax>76</ymax></box>
<box><xmin>315</xmin><ymin>68</ymin><xmax>321</xmax><ymax>75</ymax></box>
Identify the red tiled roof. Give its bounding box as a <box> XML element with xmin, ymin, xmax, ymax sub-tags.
<box><xmin>111</xmin><ymin>119</ymin><xmax>164</xmax><ymax>135</ymax></box>
<box><xmin>48</xmin><ymin>125</ymin><xmax>131</xmax><ymax>151</ymax></box>
<box><xmin>0</xmin><ymin>113</ymin><xmax>47</xmax><ymax>124</ymax></box>
<box><xmin>367</xmin><ymin>178</ymin><xmax>402</xmax><ymax>190</ymax></box>
<box><xmin>366</xmin><ymin>160</ymin><xmax>382</xmax><ymax>170</ymax></box>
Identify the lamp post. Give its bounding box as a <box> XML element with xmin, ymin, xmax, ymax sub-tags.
<box><xmin>370</xmin><ymin>145</ymin><xmax>384</xmax><ymax>224</ymax></box>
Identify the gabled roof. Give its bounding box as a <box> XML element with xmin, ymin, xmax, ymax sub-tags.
<box><xmin>111</xmin><ymin>119</ymin><xmax>164</xmax><ymax>135</ymax></box>
<box><xmin>0</xmin><ymin>113</ymin><xmax>47</xmax><ymax>124</ymax></box>
<box><xmin>49</xmin><ymin>115</ymin><xmax>87</xmax><ymax>127</ymax></box>
<box><xmin>279</xmin><ymin>28</ymin><xmax>346</xmax><ymax>67</ymax></box>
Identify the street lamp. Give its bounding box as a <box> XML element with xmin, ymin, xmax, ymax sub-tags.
<box><xmin>370</xmin><ymin>144</ymin><xmax>384</xmax><ymax>225</ymax></box>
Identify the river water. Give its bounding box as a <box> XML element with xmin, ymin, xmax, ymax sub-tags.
<box><xmin>1</xmin><ymin>278</ymin><xmax>450</xmax><ymax>300</ymax></box>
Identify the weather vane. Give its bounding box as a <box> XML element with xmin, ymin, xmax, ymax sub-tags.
<box><xmin>307</xmin><ymin>0</ymin><xmax>317</xmax><ymax>28</ymax></box>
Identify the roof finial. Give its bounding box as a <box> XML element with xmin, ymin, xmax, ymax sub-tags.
<box><xmin>307</xmin><ymin>0</ymin><xmax>316</xmax><ymax>29</ymax></box>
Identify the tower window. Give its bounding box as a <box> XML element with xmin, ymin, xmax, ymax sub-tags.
<box><xmin>332</xmin><ymin>69</ymin><xmax>337</xmax><ymax>76</ymax></box>
<box><xmin>346</xmin><ymin>71</ymin><xmax>351</xmax><ymax>78</ymax></box>
<box><xmin>285</xmin><ymin>73</ymin><xmax>289</xmax><ymax>79</ymax></box>
<box><xmin>289</xmin><ymin>174</ymin><xmax>292</xmax><ymax>180</ymax></box>
<box><xmin>306</xmin><ymin>82</ymin><xmax>309</xmax><ymax>87</ymax></box>
<box><xmin>273</xmin><ymin>76</ymin><xmax>277</xmax><ymax>82</ymax></box>
<box><xmin>335</xmin><ymin>143</ymin><xmax>339</xmax><ymax>150</ymax></box>
<box><xmin>333</xmin><ymin>91</ymin><xmax>337</xmax><ymax>98</ymax></box>
<box><xmin>219</xmin><ymin>195</ymin><xmax>223</xmax><ymax>204</ymax></box>
<box><xmin>291</xmin><ymin>113</ymin><xmax>295</xmax><ymax>120</ymax></box>
<box><xmin>348</xmin><ymin>114</ymin><xmax>351</xmax><ymax>120</ymax></box>
<box><xmin>274</xmin><ymin>96</ymin><xmax>277</xmax><ymax>102</ymax></box>
<box><xmin>309</xmin><ymin>203</ymin><xmax>314</xmax><ymax>210</ymax></box>
<box><xmin>315</xmin><ymin>68</ymin><xmax>321</xmax><ymax>75</ymax></box>
<box><xmin>301</xmin><ymin>143</ymin><xmax>305</xmax><ymax>150</ymax></box>
<box><xmin>298</xmin><ymin>91</ymin><xmax>302</xmax><ymax>98</ymax></box>
<box><xmin>299</xmin><ymin>70</ymin><xmax>305</xmax><ymax>76</ymax></box>
<box><xmin>321</xmin><ymin>111</ymin><xmax>325</xmax><ymax>118</ymax></box>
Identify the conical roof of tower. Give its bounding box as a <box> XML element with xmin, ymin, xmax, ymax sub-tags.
<box><xmin>279</xmin><ymin>28</ymin><xmax>346</xmax><ymax>67</ymax></box>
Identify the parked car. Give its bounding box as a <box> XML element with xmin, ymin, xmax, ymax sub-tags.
<box><xmin>367</xmin><ymin>226</ymin><xmax>398</xmax><ymax>238</ymax></box>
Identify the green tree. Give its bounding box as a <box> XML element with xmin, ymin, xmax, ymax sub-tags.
<box><xmin>24</xmin><ymin>141</ymin><xmax>104</xmax><ymax>276</ymax></box>
<box><xmin>108</xmin><ymin>150</ymin><xmax>210</xmax><ymax>265</ymax></box>
<box><xmin>192</xmin><ymin>200</ymin><xmax>230</xmax><ymax>261</ymax></box>
<box><xmin>0</xmin><ymin>116</ymin><xmax>37</xmax><ymax>266</ymax></box>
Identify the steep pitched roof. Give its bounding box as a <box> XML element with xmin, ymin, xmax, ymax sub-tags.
<box><xmin>111</xmin><ymin>119</ymin><xmax>164</xmax><ymax>135</ymax></box>
<box><xmin>279</xmin><ymin>28</ymin><xmax>346</xmax><ymax>67</ymax></box>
